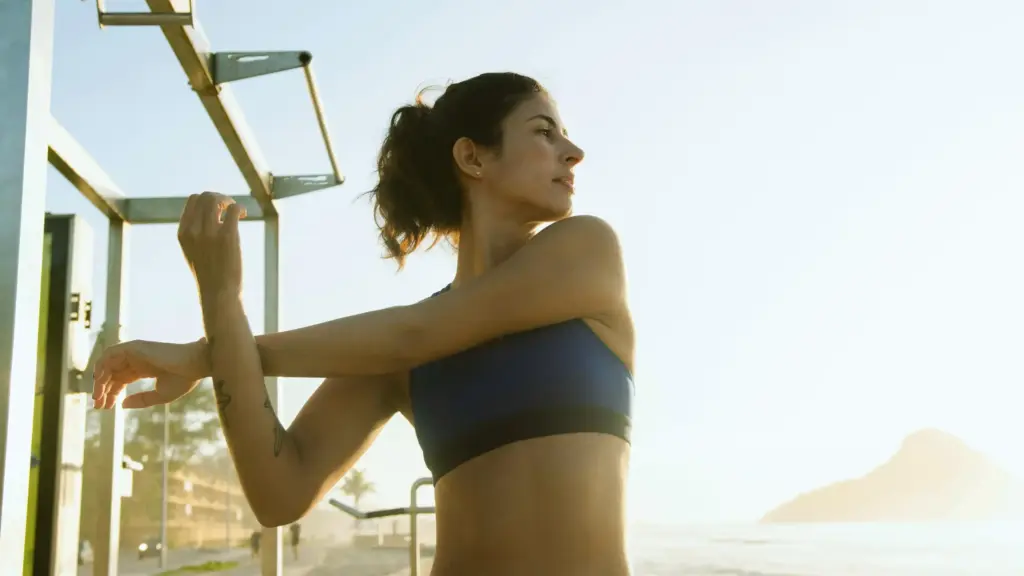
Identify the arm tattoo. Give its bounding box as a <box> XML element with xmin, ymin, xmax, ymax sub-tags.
<box><xmin>213</xmin><ymin>379</ymin><xmax>232</xmax><ymax>428</ymax></box>
<box><xmin>263</xmin><ymin>389</ymin><xmax>286</xmax><ymax>457</ymax></box>
<box><xmin>208</xmin><ymin>333</ymin><xmax>284</xmax><ymax>456</ymax></box>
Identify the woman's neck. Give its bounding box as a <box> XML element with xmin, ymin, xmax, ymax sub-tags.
<box><xmin>452</xmin><ymin>204</ymin><xmax>538</xmax><ymax>288</ymax></box>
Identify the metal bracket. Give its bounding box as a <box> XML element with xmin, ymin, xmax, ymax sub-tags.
<box><xmin>210</xmin><ymin>51</ymin><xmax>311</xmax><ymax>85</ymax></box>
<box><xmin>69</xmin><ymin>293</ymin><xmax>93</xmax><ymax>329</ymax></box>
<box><xmin>209</xmin><ymin>50</ymin><xmax>345</xmax><ymax>198</ymax></box>
<box><xmin>96</xmin><ymin>0</ymin><xmax>194</xmax><ymax>28</ymax></box>
<box><xmin>272</xmin><ymin>174</ymin><xmax>342</xmax><ymax>199</ymax></box>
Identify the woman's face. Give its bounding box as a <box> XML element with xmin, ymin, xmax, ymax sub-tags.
<box><xmin>479</xmin><ymin>94</ymin><xmax>585</xmax><ymax>222</ymax></box>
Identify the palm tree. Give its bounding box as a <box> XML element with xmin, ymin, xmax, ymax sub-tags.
<box><xmin>340</xmin><ymin>469</ymin><xmax>376</xmax><ymax>528</ymax></box>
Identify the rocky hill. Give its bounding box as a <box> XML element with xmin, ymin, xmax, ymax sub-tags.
<box><xmin>761</xmin><ymin>429</ymin><xmax>1024</xmax><ymax>523</ymax></box>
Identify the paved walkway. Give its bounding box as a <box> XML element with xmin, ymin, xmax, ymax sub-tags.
<box><xmin>299</xmin><ymin>545</ymin><xmax>432</xmax><ymax>576</ymax></box>
<box><xmin>80</xmin><ymin>543</ymin><xmax>433</xmax><ymax>575</ymax></box>
<box><xmin>382</xmin><ymin>558</ymin><xmax>434</xmax><ymax>576</ymax></box>
<box><xmin>222</xmin><ymin>542</ymin><xmax>329</xmax><ymax>575</ymax></box>
<box><xmin>79</xmin><ymin>547</ymin><xmax>249</xmax><ymax>576</ymax></box>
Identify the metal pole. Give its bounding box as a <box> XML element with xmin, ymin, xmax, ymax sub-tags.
<box><xmin>94</xmin><ymin>219</ymin><xmax>128</xmax><ymax>576</ymax></box>
<box><xmin>224</xmin><ymin>458</ymin><xmax>230</xmax><ymax>550</ymax></box>
<box><xmin>160</xmin><ymin>402</ymin><xmax>169</xmax><ymax>568</ymax></box>
<box><xmin>94</xmin><ymin>222</ymin><xmax>128</xmax><ymax>576</ymax></box>
<box><xmin>0</xmin><ymin>0</ymin><xmax>55</xmax><ymax>571</ymax></box>
<box><xmin>260</xmin><ymin>215</ymin><xmax>281</xmax><ymax>576</ymax></box>
<box><xmin>408</xmin><ymin>478</ymin><xmax>432</xmax><ymax>576</ymax></box>
<box><xmin>300</xmin><ymin>64</ymin><xmax>342</xmax><ymax>185</ymax></box>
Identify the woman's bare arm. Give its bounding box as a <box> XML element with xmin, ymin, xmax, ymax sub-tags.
<box><xmin>92</xmin><ymin>215</ymin><xmax>626</xmax><ymax>404</ymax></box>
<box><xmin>276</xmin><ymin>373</ymin><xmax>400</xmax><ymax>523</ymax></box>
<box><xmin>203</xmin><ymin>291</ymin><xmax>399</xmax><ymax>527</ymax></box>
<box><xmin>250</xmin><ymin>215</ymin><xmax>628</xmax><ymax>378</ymax></box>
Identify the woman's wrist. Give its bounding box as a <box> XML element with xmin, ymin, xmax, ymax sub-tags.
<box><xmin>199</xmin><ymin>287</ymin><xmax>243</xmax><ymax>334</ymax></box>
<box><xmin>188</xmin><ymin>337</ymin><xmax>213</xmax><ymax>379</ymax></box>
<box><xmin>199</xmin><ymin>286</ymin><xmax>241</xmax><ymax>312</ymax></box>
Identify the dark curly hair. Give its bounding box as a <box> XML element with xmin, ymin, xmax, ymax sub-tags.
<box><xmin>369</xmin><ymin>72</ymin><xmax>546</xmax><ymax>268</ymax></box>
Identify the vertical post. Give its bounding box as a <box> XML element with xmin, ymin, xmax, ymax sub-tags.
<box><xmin>160</xmin><ymin>402</ymin><xmax>168</xmax><ymax>568</ymax></box>
<box><xmin>93</xmin><ymin>219</ymin><xmax>128</xmax><ymax>576</ymax></box>
<box><xmin>409</xmin><ymin>485</ymin><xmax>419</xmax><ymax>576</ymax></box>
<box><xmin>53</xmin><ymin>216</ymin><xmax>92</xmax><ymax>575</ymax></box>
<box><xmin>408</xmin><ymin>478</ymin><xmax>431</xmax><ymax>576</ymax></box>
<box><xmin>260</xmin><ymin>215</ymin><xmax>281</xmax><ymax>576</ymax></box>
<box><xmin>0</xmin><ymin>0</ymin><xmax>55</xmax><ymax>572</ymax></box>
<box><xmin>34</xmin><ymin>215</ymin><xmax>94</xmax><ymax>575</ymax></box>
<box><xmin>224</xmin><ymin>459</ymin><xmax>230</xmax><ymax>549</ymax></box>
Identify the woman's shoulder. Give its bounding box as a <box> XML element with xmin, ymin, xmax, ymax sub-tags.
<box><xmin>529</xmin><ymin>215</ymin><xmax>626</xmax><ymax>290</ymax></box>
<box><xmin>539</xmin><ymin>216</ymin><xmax>632</xmax><ymax>364</ymax></box>
<box><xmin>534</xmin><ymin>214</ymin><xmax>621</xmax><ymax>245</ymax></box>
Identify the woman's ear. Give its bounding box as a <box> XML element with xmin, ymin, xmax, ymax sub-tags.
<box><xmin>452</xmin><ymin>136</ymin><xmax>484</xmax><ymax>179</ymax></box>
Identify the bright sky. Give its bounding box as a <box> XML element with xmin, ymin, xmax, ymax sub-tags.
<box><xmin>44</xmin><ymin>0</ymin><xmax>1024</xmax><ymax>523</ymax></box>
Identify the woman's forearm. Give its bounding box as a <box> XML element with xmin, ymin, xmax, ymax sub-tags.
<box><xmin>202</xmin><ymin>292</ymin><xmax>309</xmax><ymax>526</ymax></box>
<box><xmin>251</xmin><ymin>306</ymin><xmax>422</xmax><ymax>378</ymax></box>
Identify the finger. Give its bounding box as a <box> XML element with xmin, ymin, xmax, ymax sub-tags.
<box><xmin>178</xmin><ymin>194</ymin><xmax>200</xmax><ymax>247</ymax></box>
<box><xmin>222</xmin><ymin>203</ymin><xmax>246</xmax><ymax>236</ymax></box>
<box><xmin>201</xmin><ymin>192</ymin><xmax>219</xmax><ymax>234</ymax></box>
<box><xmin>93</xmin><ymin>355</ymin><xmax>115</xmax><ymax>402</ymax></box>
<box><xmin>193</xmin><ymin>192</ymin><xmax>217</xmax><ymax>238</ymax></box>
<box><xmin>93</xmin><ymin>375</ymin><xmax>108</xmax><ymax>404</ymax></box>
<box><xmin>95</xmin><ymin>351</ymin><xmax>150</xmax><ymax>405</ymax></box>
<box><xmin>97</xmin><ymin>389</ymin><xmax>119</xmax><ymax>410</ymax></box>
<box><xmin>200</xmin><ymin>192</ymin><xmax>233</xmax><ymax>236</ymax></box>
<box><xmin>103</xmin><ymin>376</ymin><xmax>132</xmax><ymax>404</ymax></box>
<box><xmin>101</xmin><ymin>367</ymin><xmax>143</xmax><ymax>396</ymax></box>
<box><xmin>123</xmin><ymin>390</ymin><xmax>168</xmax><ymax>409</ymax></box>
<box><xmin>93</xmin><ymin>363</ymin><xmax>108</xmax><ymax>401</ymax></box>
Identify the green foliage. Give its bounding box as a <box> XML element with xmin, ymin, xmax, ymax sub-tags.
<box><xmin>156</xmin><ymin>560</ymin><xmax>240</xmax><ymax>574</ymax></box>
<box><xmin>340</xmin><ymin>468</ymin><xmax>376</xmax><ymax>508</ymax></box>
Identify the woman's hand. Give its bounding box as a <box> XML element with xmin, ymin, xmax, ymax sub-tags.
<box><xmin>93</xmin><ymin>339</ymin><xmax>209</xmax><ymax>409</ymax></box>
<box><xmin>178</xmin><ymin>192</ymin><xmax>247</xmax><ymax>304</ymax></box>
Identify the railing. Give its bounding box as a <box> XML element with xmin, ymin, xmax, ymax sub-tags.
<box><xmin>329</xmin><ymin>477</ymin><xmax>435</xmax><ymax>576</ymax></box>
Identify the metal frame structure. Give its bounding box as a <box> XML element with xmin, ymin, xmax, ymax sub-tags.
<box><xmin>329</xmin><ymin>477</ymin><xmax>435</xmax><ymax>576</ymax></box>
<box><xmin>31</xmin><ymin>215</ymin><xmax>94</xmax><ymax>575</ymax></box>
<box><xmin>0</xmin><ymin>1</ymin><xmax>343</xmax><ymax>574</ymax></box>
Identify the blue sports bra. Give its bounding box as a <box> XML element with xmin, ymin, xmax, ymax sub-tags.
<box><xmin>409</xmin><ymin>285</ymin><xmax>635</xmax><ymax>483</ymax></box>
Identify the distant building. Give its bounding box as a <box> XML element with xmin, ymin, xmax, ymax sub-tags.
<box><xmin>122</xmin><ymin>466</ymin><xmax>256</xmax><ymax>549</ymax></box>
<box><xmin>120</xmin><ymin>461</ymin><xmax>429</xmax><ymax>549</ymax></box>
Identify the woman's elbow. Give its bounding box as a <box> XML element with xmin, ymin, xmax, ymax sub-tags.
<box><xmin>250</xmin><ymin>486</ymin><xmax>314</xmax><ymax>528</ymax></box>
<box><xmin>254</xmin><ymin>502</ymin><xmax>305</xmax><ymax>528</ymax></box>
<box><xmin>256</xmin><ymin>514</ymin><xmax>296</xmax><ymax>529</ymax></box>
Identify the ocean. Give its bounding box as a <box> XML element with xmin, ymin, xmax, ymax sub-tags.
<box><xmin>628</xmin><ymin>522</ymin><xmax>1024</xmax><ymax>575</ymax></box>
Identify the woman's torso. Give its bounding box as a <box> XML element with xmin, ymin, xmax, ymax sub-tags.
<box><xmin>392</xmin><ymin>304</ymin><xmax>635</xmax><ymax>576</ymax></box>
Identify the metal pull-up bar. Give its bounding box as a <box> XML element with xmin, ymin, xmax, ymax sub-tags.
<box><xmin>90</xmin><ymin>0</ymin><xmax>345</xmax><ymax>220</ymax></box>
<box><xmin>78</xmin><ymin>3</ymin><xmax>346</xmax><ymax>576</ymax></box>
<box><xmin>95</xmin><ymin>0</ymin><xmax>194</xmax><ymax>27</ymax></box>
<box><xmin>209</xmin><ymin>50</ymin><xmax>345</xmax><ymax>200</ymax></box>
<box><xmin>0</xmin><ymin>0</ymin><xmax>347</xmax><ymax>574</ymax></box>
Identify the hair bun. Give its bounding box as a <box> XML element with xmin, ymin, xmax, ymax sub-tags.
<box><xmin>368</xmin><ymin>73</ymin><xmax>545</xmax><ymax>269</ymax></box>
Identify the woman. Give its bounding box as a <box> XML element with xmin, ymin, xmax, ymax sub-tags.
<box><xmin>93</xmin><ymin>72</ymin><xmax>635</xmax><ymax>575</ymax></box>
